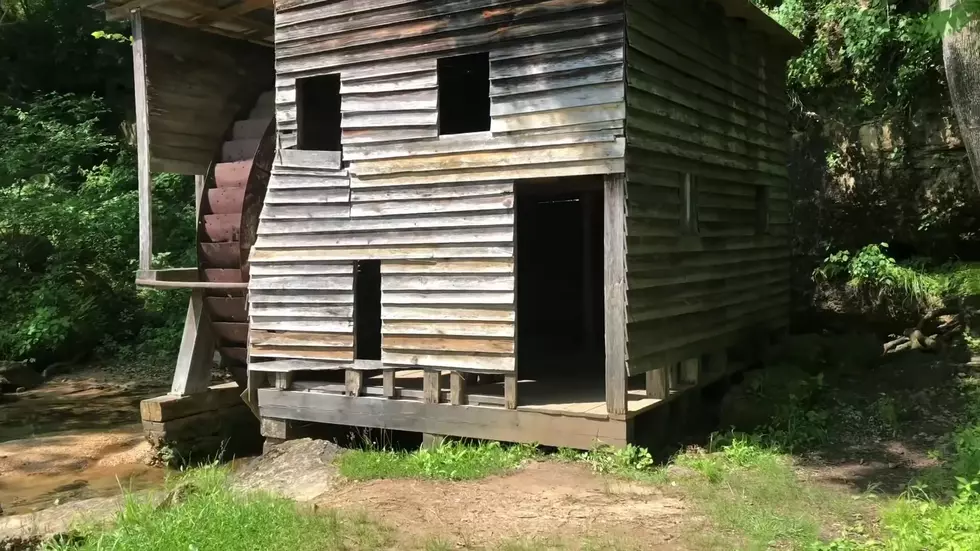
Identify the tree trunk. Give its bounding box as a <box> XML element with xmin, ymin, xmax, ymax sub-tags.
<box><xmin>941</xmin><ymin>0</ymin><xmax>980</xmax><ymax>192</ymax></box>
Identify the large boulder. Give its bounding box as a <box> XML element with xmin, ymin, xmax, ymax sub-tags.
<box><xmin>0</xmin><ymin>362</ymin><xmax>43</xmax><ymax>393</ymax></box>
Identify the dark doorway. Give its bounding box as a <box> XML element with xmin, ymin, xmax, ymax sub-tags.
<box><xmin>354</xmin><ymin>260</ymin><xmax>381</xmax><ymax>360</ymax></box>
<box><xmin>516</xmin><ymin>178</ymin><xmax>604</xmax><ymax>380</ymax></box>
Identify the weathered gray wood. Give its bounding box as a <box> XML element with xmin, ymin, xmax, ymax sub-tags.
<box><xmin>274</xmin><ymin>372</ymin><xmax>293</xmax><ymax>390</ymax></box>
<box><xmin>644</xmin><ymin>368</ymin><xmax>669</xmax><ymax>400</ymax></box>
<box><xmin>140</xmin><ymin>383</ymin><xmax>242</xmax><ymax>423</ymax></box>
<box><xmin>132</xmin><ymin>10</ymin><xmax>152</xmax><ymax>272</ymax></box>
<box><xmin>171</xmin><ymin>290</ymin><xmax>215</xmax><ymax>396</ymax></box>
<box><xmin>382</xmin><ymin>370</ymin><xmax>396</xmax><ymax>398</ymax></box>
<box><xmin>423</xmin><ymin>370</ymin><xmax>441</xmax><ymax>404</ymax></box>
<box><xmin>258</xmin><ymin>388</ymin><xmax>630</xmax><ymax>449</ymax></box>
<box><xmin>504</xmin><ymin>374</ymin><xmax>518</xmax><ymax>409</ymax></box>
<box><xmin>450</xmin><ymin>372</ymin><xmax>467</xmax><ymax>405</ymax></box>
<box><xmin>680</xmin><ymin>357</ymin><xmax>701</xmax><ymax>385</ymax></box>
<box><xmin>345</xmin><ymin>369</ymin><xmax>364</xmax><ymax>396</ymax></box>
<box><xmin>604</xmin><ymin>174</ymin><xmax>628</xmax><ymax>416</ymax></box>
<box><xmin>422</xmin><ymin>433</ymin><xmax>447</xmax><ymax>449</ymax></box>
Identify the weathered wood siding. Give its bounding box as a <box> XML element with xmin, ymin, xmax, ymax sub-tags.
<box><xmin>249</xmin><ymin>0</ymin><xmax>626</xmax><ymax>372</ymax></box>
<box><xmin>623</xmin><ymin>0</ymin><xmax>792</xmax><ymax>376</ymax></box>
<box><xmin>142</xmin><ymin>20</ymin><xmax>272</xmax><ymax>175</ymax></box>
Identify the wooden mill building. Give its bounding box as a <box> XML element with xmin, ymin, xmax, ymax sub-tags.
<box><xmin>98</xmin><ymin>0</ymin><xmax>801</xmax><ymax>450</ymax></box>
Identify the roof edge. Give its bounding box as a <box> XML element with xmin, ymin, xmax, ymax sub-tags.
<box><xmin>713</xmin><ymin>0</ymin><xmax>804</xmax><ymax>57</ymax></box>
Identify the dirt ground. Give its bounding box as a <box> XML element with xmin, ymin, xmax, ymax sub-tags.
<box><xmin>321</xmin><ymin>461</ymin><xmax>691</xmax><ymax>549</ymax></box>
<box><xmin>0</xmin><ymin>348</ymin><xmax>973</xmax><ymax>548</ymax></box>
<box><xmin>0</xmin><ymin>374</ymin><xmax>167</xmax><ymax>515</ymax></box>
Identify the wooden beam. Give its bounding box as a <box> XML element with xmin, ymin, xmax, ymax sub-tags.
<box><xmin>171</xmin><ymin>289</ymin><xmax>215</xmax><ymax>396</ymax></box>
<box><xmin>140</xmin><ymin>382</ymin><xmax>242</xmax><ymax>423</ymax></box>
<box><xmin>603</xmin><ymin>173</ymin><xmax>628</xmax><ymax>416</ymax></box>
<box><xmin>190</xmin><ymin>0</ymin><xmax>270</xmax><ymax>23</ymax></box>
<box><xmin>132</xmin><ymin>10</ymin><xmax>153</xmax><ymax>272</ymax></box>
<box><xmin>107</xmin><ymin>0</ymin><xmax>169</xmax><ymax>21</ymax></box>
<box><xmin>258</xmin><ymin>389</ymin><xmax>630</xmax><ymax>450</ymax></box>
<box><xmin>169</xmin><ymin>0</ymin><xmax>273</xmax><ymax>36</ymax></box>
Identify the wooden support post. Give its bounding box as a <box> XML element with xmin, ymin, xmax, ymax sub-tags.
<box><xmin>274</xmin><ymin>372</ymin><xmax>293</xmax><ymax>390</ymax></box>
<box><xmin>132</xmin><ymin>10</ymin><xmax>152</xmax><ymax>272</ymax></box>
<box><xmin>423</xmin><ymin>370</ymin><xmax>441</xmax><ymax>404</ymax></box>
<box><xmin>171</xmin><ymin>290</ymin><xmax>215</xmax><ymax>396</ymax></box>
<box><xmin>345</xmin><ymin>369</ymin><xmax>363</xmax><ymax>397</ymax></box>
<box><xmin>645</xmin><ymin>367</ymin><xmax>669</xmax><ymax>400</ymax></box>
<box><xmin>504</xmin><ymin>374</ymin><xmax>518</xmax><ymax>409</ymax></box>
<box><xmin>382</xmin><ymin>370</ymin><xmax>396</xmax><ymax>398</ymax></box>
<box><xmin>603</xmin><ymin>174</ymin><xmax>628</xmax><ymax>416</ymax></box>
<box><xmin>681</xmin><ymin>357</ymin><xmax>700</xmax><ymax>386</ymax></box>
<box><xmin>704</xmin><ymin>351</ymin><xmax>728</xmax><ymax>379</ymax></box>
<box><xmin>422</xmin><ymin>433</ymin><xmax>446</xmax><ymax>449</ymax></box>
<box><xmin>450</xmin><ymin>372</ymin><xmax>467</xmax><ymax>405</ymax></box>
<box><xmin>243</xmin><ymin>368</ymin><xmax>263</xmax><ymax>418</ymax></box>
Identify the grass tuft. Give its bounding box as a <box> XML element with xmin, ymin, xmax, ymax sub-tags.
<box><xmin>43</xmin><ymin>464</ymin><xmax>392</xmax><ymax>551</ymax></box>
<box><xmin>337</xmin><ymin>440</ymin><xmax>539</xmax><ymax>481</ymax></box>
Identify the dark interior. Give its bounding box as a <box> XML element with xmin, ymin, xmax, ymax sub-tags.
<box><xmin>516</xmin><ymin>178</ymin><xmax>604</xmax><ymax>380</ymax></box>
<box><xmin>354</xmin><ymin>259</ymin><xmax>382</xmax><ymax>361</ymax></box>
<box><xmin>437</xmin><ymin>52</ymin><xmax>491</xmax><ymax>135</ymax></box>
<box><xmin>296</xmin><ymin>73</ymin><xmax>342</xmax><ymax>151</ymax></box>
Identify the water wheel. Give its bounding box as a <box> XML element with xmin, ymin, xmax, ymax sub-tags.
<box><xmin>197</xmin><ymin>91</ymin><xmax>276</xmax><ymax>387</ymax></box>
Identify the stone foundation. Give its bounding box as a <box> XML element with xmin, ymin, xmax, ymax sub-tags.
<box><xmin>140</xmin><ymin>383</ymin><xmax>262</xmax><ymax>465</ymax></box>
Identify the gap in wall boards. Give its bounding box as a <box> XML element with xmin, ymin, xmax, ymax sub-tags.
<box><xmin>354</xmin><ymin>260</ymin><xmax>381</xmax><ymax>361</ymax></box>
<box><xmin>438</xmin><ymin>52</ymin><xmax>491</xmax><ymax>135</ymax></box>
<box><xmin>296</xmin><ymin>73</ymin><xmax>341</xmax><ymax>151</ymax></box>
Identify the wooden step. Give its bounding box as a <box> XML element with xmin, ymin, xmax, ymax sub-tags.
<box><xmin>205</xmin><ymin>187</ymin><xmax>246</xmax><ymax>215</ymax></box>
<box><xmin>214</xmin><ymin>161</ymin><xmax>252</xmax><ymax>188</ymax></box>
<box><xmin>205</xmin><ymin>297</ymin><xmax>248</xmax><ymax>322</ymax></box>
<box><xmin>200</xmin><ymin>242</ymin><xmax>241</xmax><ymax>269</ymax></box>
<box><xmin>222</xmin><ymin>139</ymin><xmax>261</xmax><ymax>163</ymax></box>
<box><xmin>233</xmin><ymin>118</ymin><xmax>272</xmax><ymax>140</ymax></box>
<box><xmin>202</xmin><ymin>214</ymin><xmax>241</xmax><ymax>243</ymax></box>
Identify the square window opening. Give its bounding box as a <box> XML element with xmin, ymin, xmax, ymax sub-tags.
<box><xmin>438</xmin><ymin>52</ymin><xmax>490</xmax><ymax>135</ymax></box>
<box><xmin>682</xmin><ymin>173</ymin><xmax>700</xmax><ymax>235</ymax></box>
<box><xmin>354</xmin><ymin>260</ymin><xmax>381</xmax><ymax>361</ymax></box>
<box><xmin>296</xmin><ymin>73</ymin><xmax>341</xmax><ymax>151</ymax></box>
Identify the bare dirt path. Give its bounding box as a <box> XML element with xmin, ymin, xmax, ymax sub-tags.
<box><xmin>0</xmin><ymin>373</ymin><xmax>168</xmax><ymax>515</ymax></box>
<box><xmin>323</xmin><ymin>461</ymin><xmax>692</xmax><ymax>549</ymax></box>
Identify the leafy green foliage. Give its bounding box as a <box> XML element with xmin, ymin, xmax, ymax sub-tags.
<box><xmin>814</xmin><ymin>242</ymin><xmax>980</xmax><ymax>320</ymax></box>
<box><xmin>0</xmin><ymin>93</ymin><xmax>194</xmax><ymax>363</ymax></box>
<box><xmin>761</xmin><ymin>0</ymin><xmax>943</xmax><ymax>115</ymax></box>
<box><xmin>337</xmin><ymin>441</ymin><xmax>539</xmax><ymax>481</ymax></box>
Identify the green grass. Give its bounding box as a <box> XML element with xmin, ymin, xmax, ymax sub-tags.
<box><xmin>337</xmin><ymin>440</ymin><xmax>539</xmax><ymax>481</ymax></box>
<box><xmin>671</xmin><ymin>438</ymin><xmax>867</xmax><ymax>551</ymax></box>
<box><xmin>43</xmin><ymin>464</ymin><xmax>392</xmax><ymax>551</ymax></box>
